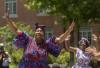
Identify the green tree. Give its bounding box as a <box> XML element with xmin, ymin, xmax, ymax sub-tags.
<box><xmin>25</xmin><ymin>0</ymin><xmax>100</xmax><ymax>24</ymax></box>
<box><xmin>0</xmin><ymin>22</ymin><xmax>33</xmax><ymax>66</ymax></box>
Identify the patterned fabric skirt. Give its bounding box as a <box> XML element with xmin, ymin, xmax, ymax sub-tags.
<box><xmin>18</xmin><ymin>59</ymin><xmax>49</xmax><ymax>68</ymax></box>
<box><xmin>72</xmin><ymin>63</ymin><xmax>92</xmax><ymax>68</ymax></box>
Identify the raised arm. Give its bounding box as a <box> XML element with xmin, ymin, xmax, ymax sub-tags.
<box><xmin>92</xmin><ymin>34</ymin><xmax>100</xmax><ymax>51</ymax></box>
<box><xmin>55</xmin><ymin>21</ymin><xmax>75</xmax><ymax>44</ymax></box>
<box><xmin>64</xmin><ymin>35</ymin><xmax>77</xmax><ymax>53</ymax></box>
<box><xmin>86</xmin><ymin>47</ymin><xmax>100</xmax><ymax>61</ymax></box>
<box><xmin>93</xmin><ymin>51</ymin><xmax>100</xmax><ymax>60</ymax></box>
<box><xmin>5</xmin><ymin>10</ymin><xmax>19</xmax><ymax>35</ymax></box>
<box><xmin>85</xmin><ymin>34</ymin><xmax>100</xmax><ymax>61</ymax></box>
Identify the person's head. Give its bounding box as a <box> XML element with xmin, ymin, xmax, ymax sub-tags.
<box><xmin>79</xmin><ymin>37</ymin><xmax>89</xmax><ymax>51</ymax></box>
<box><xmin>34</xmin><ymin>23</ymin><xmax>45</xmax><ymax>43</ymax></box>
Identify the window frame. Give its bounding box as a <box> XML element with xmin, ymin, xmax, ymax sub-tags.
<box><xmin>79</xmin><ymin>26</ymin><xmax>92</xmax><ymax>44</ymax></box>
<box><xmin>4</xmin><ymin>0</ymin><xmax>17</xmax><ymax>18</ymax></box>
<box><xmin>45</xmin><ymin>27</ymin><xmax>53</xmax><ymax>39</ymax></box>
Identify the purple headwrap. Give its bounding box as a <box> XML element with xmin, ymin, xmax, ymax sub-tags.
<box><xmin>35</xmin><ymin>23</ymin><xmax>46</xmax><ymax>31</ymax></box>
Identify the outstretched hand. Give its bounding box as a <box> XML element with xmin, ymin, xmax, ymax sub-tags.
<box><xmin>4</xmin><ymin>8</ymin><xmax>10</xmax><ymax>21</ymax></box>
<box><xmin>85</xmin><ymin>47</ymin><xmax>95</xmax><ymax>54</ymax></box>
<box><xmin>65</xmin><ymin>35</ymin><xmax>71</xmax><ymax>41</ymax></box>
<box><xmin>4</xmin><ymin>8</ymin><xmax>18</xmax><ymax>34</ymax></box>
<box><xmin>68</xmin><ymin>20</ymin><xmax>75</xmax><ymax>32</ymax></box>
<box><xmin>5</xmin><ymin>12</ymin><xmax>9</xmax><ymax>20</ymax></box>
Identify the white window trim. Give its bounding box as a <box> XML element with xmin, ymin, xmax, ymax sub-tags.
<box><xmin>4</xmin><ymin>0</ymin><xmax>17</xmax><ymax>18</ymax></box>
<box><xmin>2</xmin><ymin>14</ymin><xmax>18</xmax><ymax>19</ymax></box>
<box><xmin>36</xmin><ymin>10</ymin><xmax>49</xmax><ymax>16</ymax></box>
<box><xmin>45</xmin><ymin>28</ymin><xmax>53</xmax><ymax>39</ymax></box>
<box><xmin>79</xmin><ymin>26</ymin><xmax>92</xmax><ymax>43</ymax></box>
<box><xmin>37</xmin><ymin>12</ymin><xmax>48</xmax><ymax>16</ymax></box>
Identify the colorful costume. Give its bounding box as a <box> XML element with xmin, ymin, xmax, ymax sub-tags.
<box><xmin>72</xmin><ymin>48</ymin><xmax>92</xmax><ymax>68</ymax></box>
<box><xmin>13</xmin><ymin>32</ymin><xmax>61</xmax><ymax>68</ymax></box>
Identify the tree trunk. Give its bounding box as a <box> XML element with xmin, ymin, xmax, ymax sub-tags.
<box><xmin>70</xmin><ymin>23</ymin><xmax>80</xmax><ymax>67</ymax></box>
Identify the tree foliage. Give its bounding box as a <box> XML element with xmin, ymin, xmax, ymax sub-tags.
<box><xmin>48</xmin><ymin>49</ymin><xmax>70</xmax><ymax>65</ymax></box>
<box><xmin>25</xmin><ymin>0</ymin><xmax>100</xmax><ymax>24</ymax></box>
<box><xmin>0</xmin><ymin>22</ymin><xmax>33</xmax><ymax>64</ymax></box>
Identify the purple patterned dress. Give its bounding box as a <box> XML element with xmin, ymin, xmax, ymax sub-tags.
<box><xmin>72</xmin><ymin>48</ymin><xmax>92</xmax><ymax>68</ymax></box>
<box><xmin>13</xmin><ymin>32</ymin><xmax>61</xmax><ymax>68</ymax></box>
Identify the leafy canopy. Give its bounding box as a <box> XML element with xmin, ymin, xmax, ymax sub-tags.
<box><xmin>25</xmin><ymin>0</ymin><xmax>100</xmax><ymax>24</ymax></box>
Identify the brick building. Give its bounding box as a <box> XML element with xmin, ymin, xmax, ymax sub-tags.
<box><xmin>0</xmin><ymin>0</ymin><xmax>63</xmax><ymax>39</ymax></box>
<box><xmin>0</xmin><ymin>0</ymin><xmax>100</xmax><ymax>46</ymax></box>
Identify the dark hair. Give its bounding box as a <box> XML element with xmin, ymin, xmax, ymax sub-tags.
<box><xmin>35</xmin><ymin>23</ymin><xmax>46</xmax><ymax>31</ymax></box>
<box><xmin>79</xmin><ymin>37</ymin><xmax>89</xmax><ymax>48</ymax></box>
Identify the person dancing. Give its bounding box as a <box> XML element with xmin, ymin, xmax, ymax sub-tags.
<box><xmin>65</xmin><ymin>36</ymin><xmax>92</xmax><ymax>68</ymax></box>
<box><xmin>5</xmin><ymin>11</ymin><xmax>75</xmax><ymax>68</ymax></box>
<box><xmin>86</xmin><ymin>34</ymin><xmax>100</xmax><ymax>68</ymax></box>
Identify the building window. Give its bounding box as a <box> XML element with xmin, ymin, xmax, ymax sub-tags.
<box><xmin>37</xmin><ymin>8</ymin><xmax>49</xmax><ymax>16</ymax></box>
<box><xmin>45</xmin><ymin>27</ymin><xmax>53</xmax><ymax>39</ymax></box>
<box><xmin>37</xmin><ymin>10</ymin><xmax>47</xmax><ymax>16</ymax></box>
<box><xmin>79</xmin><ymin>27</ymin><xmax>92</xmax><ymax>43</ymax></box>
<box><xmin>5</xmin><ymin>0</ymin><xmax>17</xmax><ymax>18</ymax></box>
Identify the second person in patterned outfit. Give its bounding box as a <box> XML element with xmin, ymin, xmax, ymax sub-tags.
<box><xmin>65</xmin><ymin>36</ymin><xmax>92</xmax><ymax>68</ymax></box>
